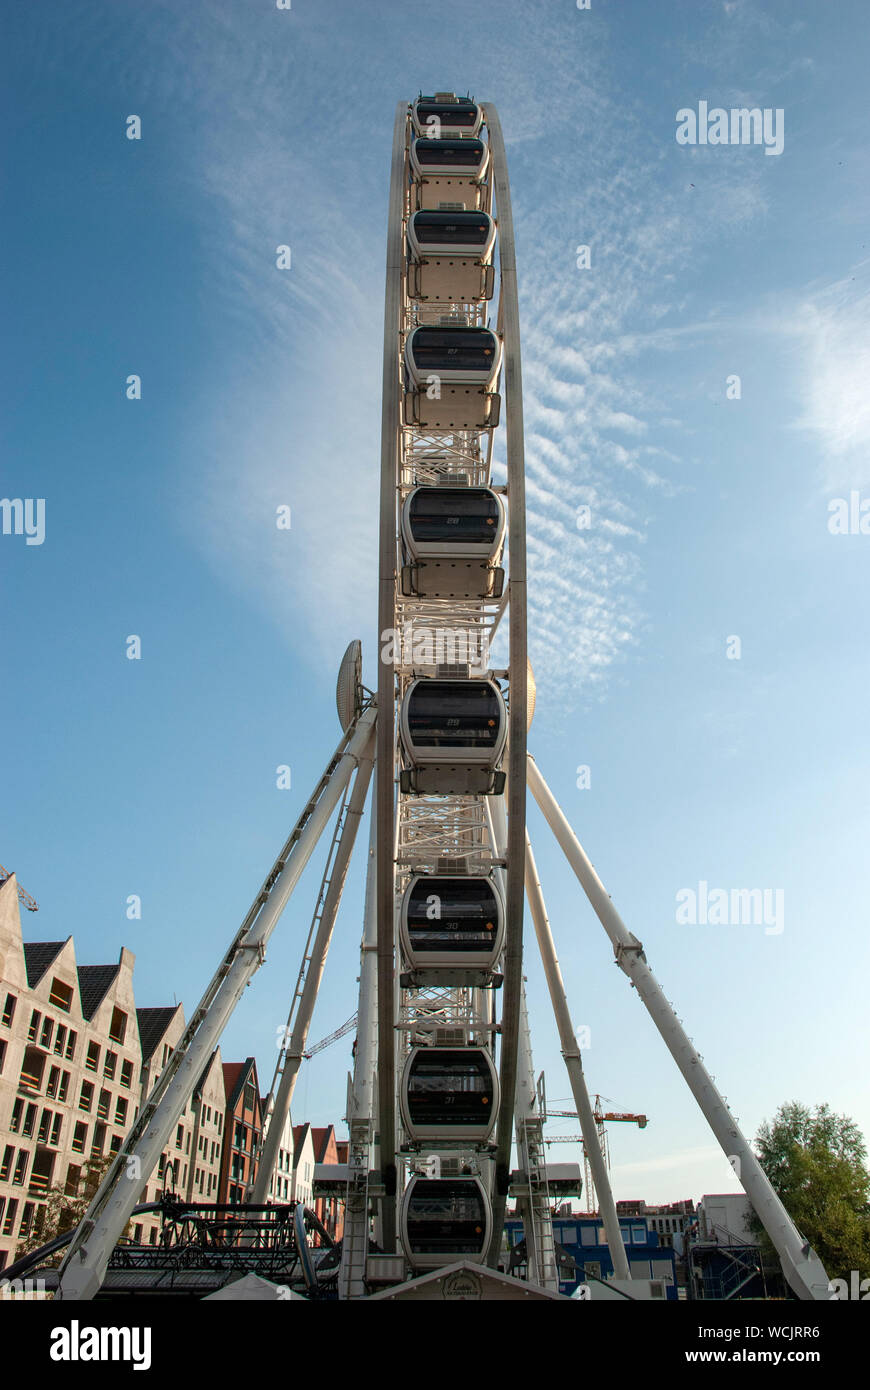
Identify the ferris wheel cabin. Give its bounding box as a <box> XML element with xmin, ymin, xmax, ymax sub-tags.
<box><xmin>410</xmin><ymin>138</ymin><xmax>490</xmax><ymax>211</ymax></box>
<box><xmin>400</xmin><ymin>485</ymin><xmax>506</xmax><ymax>599</ymax></box>
<box><xmin>400</xmin><ymin>1176</ymin><xmax>492</xmax><ymax>1270</ymax></box>
<box><xmin>411</xmin><ymin>94</ymin><xmax>483</xmax><ymax>139</ymax></box>
<box><xmin>400</xmin><ymin>873</ymin><xmax>505</xmax><ymax>982</ymax></box>
<box><xmin>403</xmin><ymin>325</ymin><xmax>502</xmax><ymax>431</ymax></box>
<box><xmin>401</xmin><ymin>1046</ymin><xmax>499</xmax><ymax>1143</ymax></box>
<box><xmin>407</xmin><ymin>210</ymin><xmax>496</xmax><ymax>304</ymax></box>
<box><xmin>399</xmin><ymin>678</ymin><xmax>507</xmax><ymax>795</ymax></box>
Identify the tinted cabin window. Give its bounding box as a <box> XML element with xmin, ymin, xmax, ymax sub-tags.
<box><xmin>407</xmin><ymin>681</ymin><xmax>501</xmax><ymax>748</ymax></box>
<box><xmin>412</xmin><ymin>212</ymin><xmax>489</xmax><ymax>246</ymax></box>
<box><xmin>407</xmin><ymin>1050</ymin><xmax>494</xmax><ymax>1126</ymax></box>
<box><xmin>417</xmin><ymin>101</ymin><xmax>478</xmax><ymax>129</ymax></box>
<box><xmin>407</xmin><ymin>878</ymin><xmax>498</xmax><ymax>952</ymax></box>
<box><xmin>410</xmin><ymin>329</ymin><xmax>496</xmax><ymax>374</ymax></box>
<box><xmin>413</xmin><ymin>139</ymin><xmax>485</xmax><ymax>168</ymax></box>
<box><xmin>409</xmin><ymin>488</ymin><xmax>499</xmax><ymax>543</ymax></box>
<box><xmin>406</xmin><ymin>1180</ymin><xmax>486</xmax><ymax>1254</ymax></box>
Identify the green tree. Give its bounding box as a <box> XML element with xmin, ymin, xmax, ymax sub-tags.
<box><xmin>752</xmin><ymin>1102</ymin><xmax>870</xmax><ymax>1283</ymax></box>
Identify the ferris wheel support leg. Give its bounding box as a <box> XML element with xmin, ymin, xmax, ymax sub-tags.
<box><xmin>526</xmin><ymin>754</ymin><xmax>832</xmax><ymax>1302</ymax></box>
<box><xmin>250</xmin><ymin>735</ymin><xmax>376</xmax><ymax>1205</ymax></box>
<box><xmin>55</xmin><ymin>707</ymin><xmax>377</xmax><ymax>1301</ymax></box>
<box><xmin>339</xmin><ymin>776</ymin><xmax>381</xmax><ymax>1300</ymax></box>
<box><xmin>524</xmin><ymin>832</ymin><xmax>631</xmax><ymax>1282</ymax></box>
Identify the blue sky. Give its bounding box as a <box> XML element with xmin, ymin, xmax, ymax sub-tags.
<box><xmin>2</xmin><ymin>0</ymin><xmax>869</xmax><ymax>1205</ymax></box>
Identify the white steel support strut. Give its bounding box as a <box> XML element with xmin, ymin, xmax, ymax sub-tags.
<box><xmin>56</xmin><ymin>706</ymin><xmax>377</xmax><ymax>1301</ymax></box>
<box><xmin>526</xmin><ymin>754</ymin><xmax>832</xmax><ymax>1302</ymax></box>
<box><xmin>250</xmin><ymin>730</ymin><xmax>376</xmax><ymax>1204</ymax></box>
<box><xmin>524</xmin><ymin>832</ymin><xmax>631</xmax><ymax>1281</ymax></box>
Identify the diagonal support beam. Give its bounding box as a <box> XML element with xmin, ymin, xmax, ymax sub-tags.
<box><xmin>526</xmin><ymin>753</ymin><xmax>832</xmax><ymax>1301</ymax></box>
<box><xmin>524</xmin><ymin>831</ymin><xmax>631</xmax><ymax>1281</ymax></box>
<box><xmin>250</xmin><ymin>733</ymin><xmax>376</xmax><ymax>1204</ymax></box>
<box><xmin>56</xmin><ymin>706</ymin><xmax>377</xmax><ymax>1301</ymax></box>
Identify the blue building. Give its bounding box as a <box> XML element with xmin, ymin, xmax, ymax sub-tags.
<box><xmin>504</xmin><ymin>1212</ymin><xmax>678</xmax><ymax>1299</ymax></box>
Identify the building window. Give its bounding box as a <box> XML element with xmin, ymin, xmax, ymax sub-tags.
<box><xmin>58</xmin><ymin>1070</ymin><xmax>70</xmax><ymax>1103</ymax></box>
<box><xmin>86</xmin><ymin>1041</ymin><xmax>100</xmax><ymax>1072</ymax></box>
<box><xmin>27</xmin><ymin>1009</ymin><xmax>41</xmax><ymax>1042</ymax></box>
<box><xmin>38</xmin><ymin>1109</ymin><xmax>51</xmax><ymax>1144</ymax></box>
<box><xmin>103</xmin><ymin>1050</ymin><xmax>117</xmax><ymax>1079</ymax></box>
<box><xmin>53</xmin><ymin>1025</ymin><xmax>67</xmax><ymax>1056</ymax></box>
<box><xmin>91</xmin><ymin>1123</ymin><xmax>106</xmax><ymax>1156</ymax></box>
<box><xmin>78</xmin><ymin>1081</ymin><xmax>94</xmax><ymax>1112</ymax></box>
<box><xmin>50</xmin><ymin>1114</ymin><xmax>62</xmax><ymax>1147</ymax></box>
<box><xmin>65</xmin><ymin>1164</ymin><xmax>82</xmax><ymax>1196</ymax></box>
<box><xmin>1</xmin><ymin>993</ymin><xmax>16</xmax><ymax>1027</ymax></box>
<box><xmin>29</xmin><ymin>1149</ymin><xmax>54</xmax><ymax>1194</ymax></box>
<box><xmin>46</xmin><ymin>1065</ymin><xmax>60</xmax><ymax>1099</ymax></box>
<box><xmin>19</xmin><ymin>1047</ymin><xmax>45</xmax><ymax>1091</ymax></box>
<box><xmin>175</xmin><ymin>1124</ymin><xmax>183</xmax><ymax>1150</ymax></box>
<box><xmin>12</xmin><ymin>1150</ymin><xmax>29</xmax><ymax>1186</ymax></box>
<box><xmin>109</xmin><ymin>1134</ymin><xmax>122</xmax><ymax>1155</ymax></box>
<box><xmin>148</xmin><ymin>1228</ymin><xmax>157</xmax><ymax>1245</ymax></box>
<box><xmin>133</xmin><ymin>1223</ymin><xmax>142</xmax><ymax>1243</ymax></box>
<box><xmin>114</xmin><ymin>1097</ymin><xmax>127</xmax><ymax>1126</ymax></box>
<box><xmin>109</xmin><ymin>1008</ymin><xmax>127</xmax><ymax>1044</ymax></box>
<box><xmin>97</xmin><ymin>1089</ymin><xmax>110</xmax><ymax>1121</ymax></box>
<box><xmin>9</xmin><ymin>1099</ymin><xmax>23</xmax><ymax>1134</ymax></box>
<box><xmin>0</xmin><ymin>1039</ymin><xmax>6</xmax><ymax>1076</ymax></box>
<box><xmin>72</xmin><ymin>1122</ymin><xmax>87</xmax><ymax>1154</ymax></box>
<box><xmin>0</xmin><ymin>1146</ymin><xmax>13</xmax><ymax>1181</ymax></box>
<box><xmin>120</xmin><ymin>1059</ymin><xmax>133</xmax><ymax>1089</ymax></box>
<box><xmin>49</xmin><ymin>978</ymin><xmax>73</xmax><ymax>1012</ymax></box>
<box><xmin>40</xmin><ymin>1016</ymin><xmax>54</xmax><ymax>1049</ymax></box>
<box><xmin>2</xmin><ymin>1199</ymin><xmax>18</xmax><ymax>1236</ymax></box>
<box><xmin>65</xmin><ymin>1030</ymin><xmax>77</xmax><ymax>1061</ymax></box>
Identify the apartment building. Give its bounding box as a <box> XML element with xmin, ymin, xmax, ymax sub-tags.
<box><xmin>218</xmin><ymin>1058</ymin><xmax>262</xmax><ymax>1203</ymax></box>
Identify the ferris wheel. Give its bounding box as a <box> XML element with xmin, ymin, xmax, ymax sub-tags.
<box><xmin>53</xmin><ymin>95</ymin><xmax>831</xmax><ymax>1304</ymax></box>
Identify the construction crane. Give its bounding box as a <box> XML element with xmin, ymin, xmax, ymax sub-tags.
<box><xmin>303</xmin><ymin>1013</ymin><xmax>357</xmax><ymax>1059</ymax></box>
<box><xmin>0</xmin><ymin>864</ymin><xmax>38</xmax><ymax>911</ymax></box>
<box><xmin>545</xmin><ymin>1097</ymin><xmax>648</xmax><ymax>1213</ymax></box>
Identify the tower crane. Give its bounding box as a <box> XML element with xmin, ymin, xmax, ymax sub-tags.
<box><xmin>0</xmin><ymin>864</ymin><xmax>38</xmax><ymax>911</ymax></box>
<box><xmin>303</xmin><ymin>1013</ymin><xmax>358</xmax><ymax>1060</ymax></box>
<box><xmin>545</xmin><ymin>1097</ymin><xmax>648</xmax><ymax>1213</ymax></box>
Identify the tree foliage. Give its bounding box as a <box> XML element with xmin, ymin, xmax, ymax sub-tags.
<box><xmin>752</xmin><ymin>1102</ymin><xmax>870</xmax><ymax>1282</ymax></box>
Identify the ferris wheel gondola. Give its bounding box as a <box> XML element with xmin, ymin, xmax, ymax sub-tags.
<box><xmin>403</xmin><ymin>326</ymin><xmax>502</xmax><ymax>431</ymax></box>
<box><xmin>400</xmin><ymin>485</ymin><xmax>506</xmax><ymax>599</ymax></box>
<box><xmin>399</xmin><ymin>1176</ymin><xmax>492</xmax><ymax>1269</ymax></box>
<box><xmin>399</xmin><ymin>873</ymin><xmax>505</xmax><ymax>981</ymax></box>
<box><xmin>412</xmin><ymin>94</ymin><xmax>483</xmax><ymax>139</ymax></box>
<box><xmin>410</xmin><ymin>137</ymin><xmax>490</xmax><ymax>211</ymax></box>
<box><xmin>399</xmin><ymin>678</ymin><xmax>507</xmax><ymax>795</ymax></box>
<box><xmin>407</xmin><ymin>210</ymin><xmax>496</xmax><ymax>303</ymax></box>
<box><xmin>401</xmin><ymin>1046</ymin><xmax>500</xmax><ymax>1143</ymax></box>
